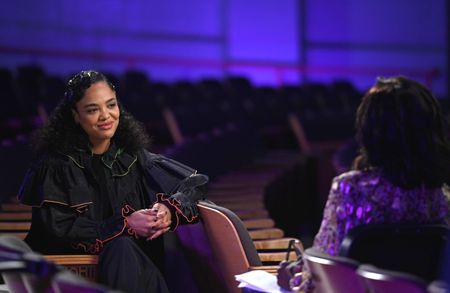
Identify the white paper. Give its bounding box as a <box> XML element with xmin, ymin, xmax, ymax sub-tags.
<box><xmin>235</xmin><ymin>270</ymin><xmax>292</xmax><ymax>293</ymax></box>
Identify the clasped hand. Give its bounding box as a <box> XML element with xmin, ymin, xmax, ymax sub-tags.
<box><xmin>126</xmin><ymin>203</ymin><xmax>172</xmax><ymax>240</ymax></box>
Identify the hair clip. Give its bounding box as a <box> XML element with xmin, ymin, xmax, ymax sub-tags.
<box><xmin>376</xmin><ymin>76</ymin><xmax>402</xmax><ymax>89</ymax></box>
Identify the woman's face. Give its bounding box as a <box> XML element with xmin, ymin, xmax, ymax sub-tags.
<box><xmin>72</xmin><ymin>81</ymin><xmax>120</xmax><ymax>151</ymax></box>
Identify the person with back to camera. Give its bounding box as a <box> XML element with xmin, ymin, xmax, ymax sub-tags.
<box><xmin>18</xmin><ymin>70</ymin><xmax>208</xmax><ymax>292</ymax></box>
<box><xmin>278</xmin><ymin>76</ymin><xmax>450</xmax><ymax>292</ymax></box>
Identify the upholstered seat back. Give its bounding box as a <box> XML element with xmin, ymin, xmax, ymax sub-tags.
<box><xmin>303</xmin><ymin>248</ymin><xmax>365</xmax><ymax>293</ymax></box>
<box><xmin>339</xmin><ymin>223</ymin><xmax>449</xmax><ymax>282</ymax></box>
<box><xmin>357</xmin><ymin>265</ymin><xmax>429</xmax><ymax>293</ymax></box>
<box><xmin>197</xmin><ymin>201</ymin><xmax>262</xmax><ymax>293</ymax></box>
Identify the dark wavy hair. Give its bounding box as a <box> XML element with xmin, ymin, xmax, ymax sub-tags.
<box><xmin>32</xmin><ymin>70</ymin><xmax>151</xmax><ymax>155</ymax></box>
<box><xmin>354</xmin><ymin>76</ymin><xmax>450</xmax><ymax>189</ymax></box>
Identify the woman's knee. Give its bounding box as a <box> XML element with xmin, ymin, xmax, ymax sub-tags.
<box><xmin>101</xmin><ymin>236</ymin><xmax>137</xmax><ymax>254</ymax></box>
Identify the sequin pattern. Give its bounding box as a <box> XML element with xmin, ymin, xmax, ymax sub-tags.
<box><xmin>296</xmin><ymin>169</ymin><xmax>450</xmax><ymax>292</ymax></box>
<box><xmin>313</xmin><ymin>169</ymin><xmax>450</xmax><ymax>256</ymax></box>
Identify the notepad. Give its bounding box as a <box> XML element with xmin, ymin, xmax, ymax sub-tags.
<box><xmin>235</xmin><ymin>270</ymin><xmax>291</xmax><ymax>293</ymax></box>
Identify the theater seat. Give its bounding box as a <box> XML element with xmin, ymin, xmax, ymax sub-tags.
<box><xmin>44</xmin><ymin>254</ymin><xmax>99</xmax><ymax>282</ymax></box>
<box><xmin>0</xmin><ymin>235</ymin><xmax>34</xmax><ymax>292</ymax></box>
<box><xmin>196</xmin><ymin>201</ymin><xmax>302</xmax><ymax>293</ymax></box>
<box><xmin>339</xmin><ymin>223</ymin><xmax>449</xmax><ymax>282</ymax></box>
<box><xmin>357</xmin><ymin>265</ymin><xmax>428</xmax><ymax>293</ymax></box>
<box><xmin>0</xmin><ymin>235</ymin><xmax>114</xmax><ymax>293</ymax></box>
<box><xmin>302</xmin><ymin>248</ymin><xmax>364</xmax><ymax>293</ymax></box>
<box><xmin>0</xmin><ymin>235</ymin><xmax>60</xmax><ymax>293</ymax></box>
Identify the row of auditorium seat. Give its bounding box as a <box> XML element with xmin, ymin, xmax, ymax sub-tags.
<box><xmin>0</xmin><ymin>65</ymin><xmax>362</xmax><ymax>149</ymax></box>
<box><xmin>4</xmin><ymin>65</ymin><xmax>450</xmax><ymax>152</ymax></box>
<box><xmin>302</xmin><ymin>223</ymin><xmax>450</xmax><ymax>293</ymax></box>
<box><xmin>303</xmin><ymin>248</ymin><xmax>448</xmax><ymax>293</ymax></box>
<box><xmin>1</xmin><ymin>208</ymin><xmax>449</xmax><ymax>292</ymax></box>
<box><xmin>163</xmin><ymin>117</ymin><xmax>318</xmax><ymax>291</ymax></box>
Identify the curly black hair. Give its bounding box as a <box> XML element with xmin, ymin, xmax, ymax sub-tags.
<box><xmin>354</xmin><ymin>76</ymin><xmax>450</xmax><ymax>189</ymax></box>
<box><xmin>32</xmin><ymin>70</ymin><xmax>151</xmax><ymax>155</ymax></box>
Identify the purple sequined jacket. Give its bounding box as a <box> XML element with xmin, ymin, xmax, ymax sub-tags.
<box><xmin>313</xmin><ymin>169</ymin><xmax>450</xmax><ymax>256</ymax></box>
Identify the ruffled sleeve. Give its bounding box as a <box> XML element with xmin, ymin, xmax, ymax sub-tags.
<box><xmin>139</xmin><ymin>151</ymin><xmax>209</xmax><ymax>231</ymax></box>
<box><xmin>18</xmin><ymin>154</ymin><xmax>128</xmax><ymax>254</ymax></box>
<box><xmin>18</xmin><ymin>154</ymin><xmax>92</xmax><ymax>207</ymax></box>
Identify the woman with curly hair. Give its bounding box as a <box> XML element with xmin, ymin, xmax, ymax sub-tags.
<box><xmin>316</xmin><ymin>76</ymin><xmax>450</xmax><ymax>255</ymax></box>
<box><xmin>279</xmin><ymin>76</ymin><xmax>450</xmax><ymax>292</ymax></box>
<box><xmin>18</xmin><ymin>70</ymin><xmax>208</xmax><ymax>292</ymax></box>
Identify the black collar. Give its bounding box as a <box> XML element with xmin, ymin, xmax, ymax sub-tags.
<box><xmin>62</xmin><ymin>142</ymin><xmax>138</xmax><ymax>177</ymax></box>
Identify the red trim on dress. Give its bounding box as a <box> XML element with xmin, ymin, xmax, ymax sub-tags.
<box><xmin>73</xmin><ymin>204</ymin><xmax>134</xmax><ymax>253</ymax></box>
<box><xmin>122</xmin><ymin>204</ymin><xmax>138</xmax><ymax>237</ymax></box>
<box><xmin>154</xmin><ymin>193</ymin><xmax>199</xmax><ymax>231</ymax></box>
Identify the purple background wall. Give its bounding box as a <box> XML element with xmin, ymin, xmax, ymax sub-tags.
<box><xmin>0</xmin><ymin>0</ymin><xmax>447</xmax><ymax>95</ymax></box>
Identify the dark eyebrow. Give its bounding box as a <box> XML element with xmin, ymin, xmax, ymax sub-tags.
<box><xmin>83</xmin><ymin>104</ymin><xmax>99</xmax><ymax>109</ymax></box>
<box><xmin>83</xmin><ymin>98</ymin><xmax>117</xmax><ymax>109</ymax></box>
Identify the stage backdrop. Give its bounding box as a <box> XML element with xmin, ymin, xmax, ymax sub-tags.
<box><xmin>0</xmin><ymin>0</ymin><xmax>447</xmax><ymax>95</ymax></box>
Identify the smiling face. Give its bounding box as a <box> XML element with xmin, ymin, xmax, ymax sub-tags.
<box><xmin>72</xmin><ymin>81</ymin><xmax>120</xmax><ymax>154</ymax></box>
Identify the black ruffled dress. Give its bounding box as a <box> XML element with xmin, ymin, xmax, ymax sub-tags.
<box><xmin>18</xmin><ymin>143</ymin><xmax>208</xmax><ymax>292</ymax></box>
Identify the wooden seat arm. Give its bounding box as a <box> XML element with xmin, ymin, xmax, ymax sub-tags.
<box><xmin>248</xmin><ymin>265</ymin><xmax>280</xmax><ymax>275</ymax></box>
<box><xmin>43</xmin><ymin>255</ymin><xmax>99</xmax><ymax>265</ymax></box>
